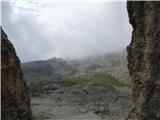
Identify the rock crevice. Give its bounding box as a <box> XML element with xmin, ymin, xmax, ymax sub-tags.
<box><xmin>127</xmin><ymin>1</ymin><xmax>160</xmax><ymax>120</ymax></box>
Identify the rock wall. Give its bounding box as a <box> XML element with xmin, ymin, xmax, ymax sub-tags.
<box><xmin>1</xmin><ymin>28</ymin><xmax>32</xmax><ymax>120</ymax></box>
<box><xmin>127</xmin><ymin>1</ymin><xmax>160</xmax><ymax>120</ymax></box>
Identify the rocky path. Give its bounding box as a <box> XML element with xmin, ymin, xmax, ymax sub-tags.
<box><xmin>31</xmin><ymin>83</ymin><xmax>131</xmax><ymax>120</ymax></box>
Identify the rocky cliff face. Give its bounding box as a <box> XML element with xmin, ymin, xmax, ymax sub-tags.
<box><xmin>1</xmin><ymin>28</ymin><xmax>32</xmax><ymax>120</ymax></box>
<box><xmin>127</xmin><ymin>1</ymin><xmax>160</xmax><ymax>120</ymax></box>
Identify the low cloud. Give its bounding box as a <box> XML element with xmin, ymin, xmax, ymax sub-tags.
<box><xmin>2</xmin><ymin>1</ymin><xmax>132</xmax><ymax>62</ymax></box>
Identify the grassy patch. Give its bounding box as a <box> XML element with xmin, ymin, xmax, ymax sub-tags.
<box><xmin>30</xmin><ymin>81</ymin><xmax>51</xmax><ymax>96</ymax></box>
<box><xmin>30</xmin><ymin>73</ymin><xmax>129</xmax><ymax>96</ymax></box>
<box><xmin>61</xmin><ymin>75</ymin><xmax>90</xmax><ymax>86</ymax></box>
<box><xmin>61</xmin><ymin>73</ymin><xmax>128</xmax><ymax>87</ymax></box>
<box><xmin>92</xmin><ymin>74</ymin><xmax>127</xmax><ymax>87</ymax></box>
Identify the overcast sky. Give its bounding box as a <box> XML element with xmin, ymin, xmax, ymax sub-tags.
<box><xmin>1</xmin><ymin>0</ymin><xmax>132</xmax><ymax>62</ymax></box>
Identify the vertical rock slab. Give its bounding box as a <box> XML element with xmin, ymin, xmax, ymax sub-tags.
<box><xmin>1</xmin><ymin>28</ymin><xmax>32</xmax><ymax>120</ymax></box>
<box><xmin>127</xmin><ymin>1</ymin><xmax>160</xmax><ymax>120</ymax></box>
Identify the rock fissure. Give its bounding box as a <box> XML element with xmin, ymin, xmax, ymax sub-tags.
<box><xmin>127</xmin><ymin>1</ymin><xmax>160</xmax><ymax>120</ymax></box>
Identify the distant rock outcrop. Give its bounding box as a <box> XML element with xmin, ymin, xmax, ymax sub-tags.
<box><xmin>21</xmin><ymin>58</ymin><xmax>74</xmax><ymax>85</ymax></box>
<box><xmin>127</xmin><ymin>1</ymin><xmax>160</xmax><ymax>120</ymax></box>
<box><xmin>1</xmin><ymin>28</ymin><xmax>32</xmax><ymax>120</ymax></box>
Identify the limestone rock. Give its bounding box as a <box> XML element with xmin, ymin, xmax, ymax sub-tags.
<box><xmin>1</xmin><ymin>28</ymin><xmax>32</xmax><ymax>120</ymax></box>
<box><xmin>127</xmin><ymin>1</ymin><xmax>160</xmax><ymax>120</ymax></box>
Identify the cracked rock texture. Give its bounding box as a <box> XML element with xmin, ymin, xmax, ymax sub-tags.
<box><xmin>127</xmin><ymin>1</ymin><xmax>160</xmax><ymax>120</ymax></box>
<box><xmin>1</xmin><ymin>28</ymin><xmax>32</xmax><ymax>120</ymax></box>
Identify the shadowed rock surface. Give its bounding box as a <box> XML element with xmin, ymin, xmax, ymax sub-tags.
<box><xmin>127</xmin><ymin>1</ymin><xmax>160</xmax><ymax>120</ymax></box>
<box><xmin>21</xmin><ymin>58</ymin><xmax>74</xmax><ymax>85</ymax></box>
<box><xmin>1</xmin><ymin>28</ymin><xmax>32</xmax><ymax>120</ymax></box>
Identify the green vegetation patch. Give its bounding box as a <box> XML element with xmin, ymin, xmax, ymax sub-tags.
<box><xmin>61</xmin><ymin>75</ymin><xmax>90</xmax><ymax>86</ymax></box>
<box><xmin>92</xmin><ymin>74</ymin><xmax>127</xmax><ymax>87</ymax></box>
<box><xmin>30</xmin><ymin>73</ymin><xmax>128</xmax><ymax>96</ymax></box>
<box><xmin>62</xmin><ymin>73</ymin><xmax>128</xmax><ymax>87</ymax></box>
<box><xmin>30</xmin><ymin>81</ymin><xmax>52</xmax><ymax>96</ymax></box>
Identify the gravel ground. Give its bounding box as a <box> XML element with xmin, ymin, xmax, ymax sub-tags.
<box><xmin>31</xmin><ymin>83</ymin><xmax>131</xmax><ymax>120</ymax></box>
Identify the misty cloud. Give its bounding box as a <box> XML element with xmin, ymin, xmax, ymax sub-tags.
<box><xmin>1</xmin><ymin>1</ymin><xmax>132</xmax><ymax>62</ymax></box>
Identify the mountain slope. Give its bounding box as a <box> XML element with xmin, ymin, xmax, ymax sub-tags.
<box><xmin>22</xmin><ymin>49</ymin><xmax>130</xmax><ymax>87</ymax></box>
<box><xmin>74</xmin><ymin>49</ymin><xmax>130</xmax><ymax>85</ymax></box>
<box><xmin>22</xmin><ymin>58</ymin><xmax>74</xmax><ymax>85</ymax></box>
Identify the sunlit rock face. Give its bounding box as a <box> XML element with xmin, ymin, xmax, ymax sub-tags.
<box><xmin>126</xmin><ymin>1</ymin><xmax>160</xmax><ymax>120</ymax></box>
<box><xmin>1</xmin><ymin>28</ymin><xmax>32</xmax><ymax>120</ymax></box>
